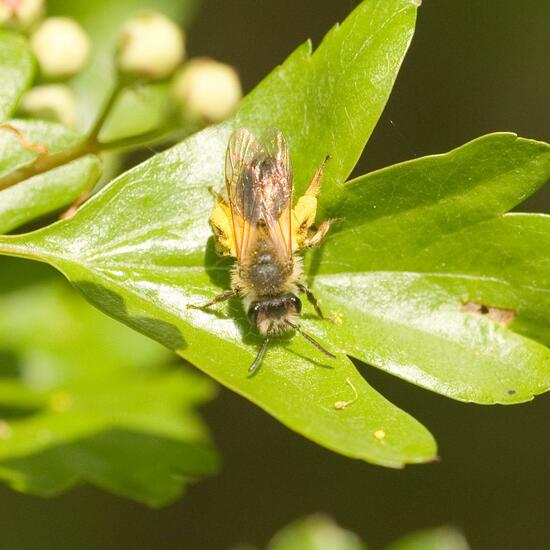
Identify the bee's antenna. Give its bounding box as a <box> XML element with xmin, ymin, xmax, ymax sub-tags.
<box><xmin>248</xmin><ymin>336</ymin><xmax>271</xmax><ymax>375</ymax></box>
<box><xmin>285</xmin><ymin>320</ymin><xmax>336</xmax><ymax>359</ymax></box>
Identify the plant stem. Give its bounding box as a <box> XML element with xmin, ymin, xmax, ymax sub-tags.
<box><xmin>99</xmin><ymin>127</ymin><xmax>175</xmax><ymax>151</ymax></box>
<box><xmin>0</xmin><ymin>125</ymin><xmax>182</xmax><ymax>191</ymax></box>
<box><xmin>0</xmin><ymin>78</ymin><xmax>180</xmax><ymax>191</ymax></box>
<box><xmin>87</xmin><ymin>81</ymin><xmax>124</xmax><ymax>142</ymax></box>
<box><xmin>0</xmin><ymin>141</ymin><xmax>99</xmax><ymax>191</ymax></box>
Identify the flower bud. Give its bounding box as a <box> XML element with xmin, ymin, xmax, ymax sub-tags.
<box><xmin>20</xmin><ymin>84</ymin><xmax>78</xmax><ymax>128</ymax></box>
<box><xmin>0</xmin><ymin>0</ymin><xmax>44</xmax><ymax>29</ymax></box>
<box><xmin>172</xmin><ymin>58</ymin><xmax>242</xmax><ymax>123</ymax></box>
<box><xmin>117</xmin><ymin>12</ymin><xmax>185</xmax><ymax>80</ymax></box>
<box><xmin>30</xmin><ymin>17</ymin><xmax>91</xmax><ymax>78</ymax></box>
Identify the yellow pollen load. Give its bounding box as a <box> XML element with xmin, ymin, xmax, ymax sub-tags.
<box><xmin>210</xmin><ymin>182</ymin><xmax>319</xmax><ymax>257</ymax></box>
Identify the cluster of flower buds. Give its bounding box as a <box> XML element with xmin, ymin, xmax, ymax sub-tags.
<box><xmin>116</xmin><ymin>12</ymin><xmax>242</xmax><ymax>123</ymax></box>
<box><xmin>0</xmin><ymin>0</ymin><xmax>44</xmax><ymax>29</ymax></box>
<box><xmin>2</xmin><ymin>0</ymin><xmax>242</xmax><ymax>129</ymax></box>
<box><xmin>0</xmin><ymin>0</ymin><xmax>89</xmax><ymax>127</ymax></box>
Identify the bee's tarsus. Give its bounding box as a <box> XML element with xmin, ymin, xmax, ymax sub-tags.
<box><xmin>285</xmin><ymin>320</ymin><xmax>335</xmax><ymax>359</ymax></box>
<box><xmin>248</xmin><ymin>336</ymin><xmax>271</xmax><ymax>375</ymax></box>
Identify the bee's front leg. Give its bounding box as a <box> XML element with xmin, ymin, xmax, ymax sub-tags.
<box><xmin>187</xmin><ymin>289</ymin><xmax>238</xmax><ymax>310</ymax></box>
<box><xmin>297</xmin><ymin>283</ymin><xmax>325</xmax><ymax>319</ymax></box>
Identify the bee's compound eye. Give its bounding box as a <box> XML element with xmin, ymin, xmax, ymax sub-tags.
<box><xmin>289</xmin><ymin>295</ymin><xmax>302</xmax><ymax>314</ymax></box>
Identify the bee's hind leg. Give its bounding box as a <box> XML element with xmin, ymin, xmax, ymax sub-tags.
<box><xmin>187</xmin><ymin>289</ymin><xmax>237</xmax><ymax>310</ymax></box>
<box><xmin>297</xmin><ymin>283</ymin><xmax>326</xmax><ymax>319</ymax></box>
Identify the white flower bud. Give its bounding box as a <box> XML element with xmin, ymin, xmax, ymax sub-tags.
<box><xmin>20</xmin><ymin>84</ymin><xmax>78</xmax><ymax>128</ymax></box>
<box><xmin>0</xmin><ymin>0</ymin><xmax>44</xmax><ymax>29</ymax></box>
<box><xmin>117</xmin><ymin>12</ymin><xmax>185</xmax><ymax>80</ymax></box>
<box><xmin>172</xmin><ymin>58</ymin><xmax>242</xmax><ymax>123</ymax></box>
<box><xmin>30</xmin><ymin>17</ymin><xmax>91</xmax><ymax>78</ymax></box>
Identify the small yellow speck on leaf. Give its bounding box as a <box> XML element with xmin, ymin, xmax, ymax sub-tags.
<box><xmin>331</xmin><ymin>312</ymin><xmax>344</xmax><ymax>325</ymax></box>
<box><xmin>374</xmin><ymin>429</ymin><xmax>386</xmax><ymax>440</ymax></box>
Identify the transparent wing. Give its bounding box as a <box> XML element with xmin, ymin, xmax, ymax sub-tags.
<box><xmin>259</xmin><ymin>128</ymin><xmax>293</xmax><ymax>260</ymax></box>
<box><xmin>224</xmin><ymin>128</ymin><xmax>293</xmax><ymax>262</ymax></box>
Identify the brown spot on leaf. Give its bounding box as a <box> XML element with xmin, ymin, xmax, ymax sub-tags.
<box><xmin>461</xmin><ymin>302</ymin><xmax>516</xmax><ymax>325</ymax></box>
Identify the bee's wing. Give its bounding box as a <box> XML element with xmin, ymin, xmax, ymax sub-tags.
<box><xmin>258</xmin><ymin>128</ymin><xmax>293</xmax><ymax>258</ymax></box>
<box><xmin>225</xmin><ymin>128</ymin><xmax>293</xmax><ymax>263</ymax></box>
<box><xmin>225</xmin><ymin>128</ymin><xmax>261</xmax><ymax>260</ymax></box>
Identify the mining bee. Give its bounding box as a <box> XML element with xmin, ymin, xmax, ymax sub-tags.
<box><xmin>189</xmin><ymin>128</ymin><xmax>336</xmax><ymax>373</ymax></box>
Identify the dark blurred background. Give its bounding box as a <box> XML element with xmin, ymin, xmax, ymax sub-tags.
<box><xmin>2</xmin><ymin>1</ymin><xmax>550</xmax><ymax>548</ymax></box>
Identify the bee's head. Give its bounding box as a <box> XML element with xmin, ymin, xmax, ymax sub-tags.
<box><xmin>248</xmin><ymin>294</ymin><xmax>301</xmax><ymax>335</ymax></box>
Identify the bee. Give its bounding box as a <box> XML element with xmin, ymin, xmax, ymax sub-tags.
<box><xmin>189</xmin><ymin>128</ymin><xmax>336</xmax><ymax>373</ymax></box>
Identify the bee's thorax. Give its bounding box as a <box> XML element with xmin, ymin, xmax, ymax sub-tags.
<box><xmin>233</xmin><ymin>242</ymin><xmax>302</xmax><ymax>300</ymax></box>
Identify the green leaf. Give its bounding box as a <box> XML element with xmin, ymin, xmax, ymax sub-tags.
<box><xmin>237</xmin><ymin>0</ymin><xmax>418</xmax><ymax>199</ymax></box>
<box><xmin>0</xmin><ymin>120</ymin><xmax>101</xmax><ymax>233</ymax></box>
<box><xmin>385</xmin><ymin>527</ymin><xmax>470</xmax><ymax>550</ymax></box>
<box><xmin>312</xmin><ymin>134</ymin><xmax>550</xmax><ymax>403</ymax></box>
<box><xmin>314</xmin><ymin>268</ymin><xmax>550</xmax><ymax>405</ymax></box>
<box><xmin>0</xmin><ymin>0</ymin><xmax>435</xmax><ymax>468</ymax></box>
<box><xmin>0</xmin><ymin>157</ymin><xmax>100</xmax><ymax>234</ymax></box>
<box><xmin>266</xmin><ymin>515</ymin><xmax>367</xmax><ymax>550</ymax></box>
<box><xmin>47</xmin><ymin>0</ymin><xmax>200</xmax><ymax>132</ymax></box>
<box><xmin>0</xmin><ymin>279</ymin><xmax>218</xmax><ymax>506</ymax></box>
<box><xmin>320</xmin><ymin>133</ymin><xmax>550</xmax><ymax>265</ymax></box>
<box><xmin>0</xmin><ymin>31</ymin><xmax>34</xmax><ymax>123</ymax></box>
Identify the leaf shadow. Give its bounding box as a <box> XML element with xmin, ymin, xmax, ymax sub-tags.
<box><xmin>284</xmin><ymin>348</ymin><xmax>336</xmax><ymax>369</ymax></box>
<box><xmin>0</xmin><ymin>349</ymin><xmax>22</xmax><ymax>379</ymax></box>
<box><xmin>74</xmin><ymin>281</ymin><xmax>187</xmax><ymax>352</ymax></box>
<box><xmin>203</xmin><ymin>236</ymin><xmax>233</xmax><ymax>289</ymax></box>
<box><xmin>200</xmin><ymin>237</ymin><xmax>260</xmax><ymax>343</ymax></box>
<box><xmin>304</xmin><ymin>245</ymin><xmax>325</xmax><ymax>282</ymax></box>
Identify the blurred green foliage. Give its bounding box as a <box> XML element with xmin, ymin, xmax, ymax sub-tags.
<box><xmin>0</xmin><ymin>259</ymin><xmax>218</xmax><ymax>506</ymax></box>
